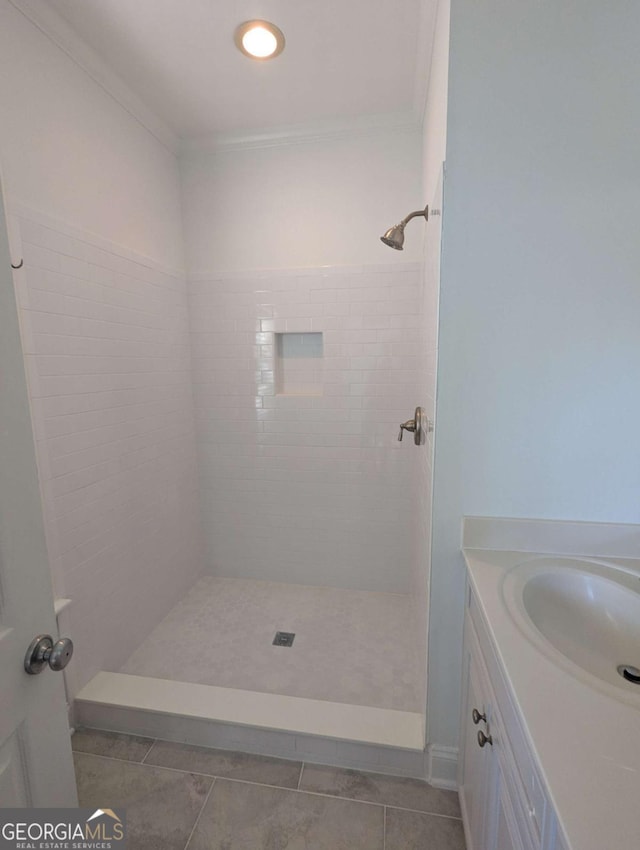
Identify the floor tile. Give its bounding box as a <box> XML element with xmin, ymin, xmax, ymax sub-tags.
<box><xmin>72</xmin><ymin>728</ymin><xmax>154</xmax><ymax>762</ymax></box>
<box><xmin>187</xmin><ymin>777</ymin><xmax>384</xmax><ymax>850</ymax></box>
<box><xmin>299</xmin><ymin>764</ymin><xmax>461</xmax><ymax>817</ymax></box>
<box><xmin>385</xmin><ymin>808</ymin><xmax>466</xmax><ymax>850</ymax></box>
<box><xmin>121</xmin><ymin>576</ymin><xmax>422</xmax><ymax>712</ymax></box>
<box><xmin>145</xmin><ymin>740</ymin><xmax>301</xmax><ymax>787</ymax></box>
<box><xmin>74</xmin><ymin>752</ymin><xmax>212</xmax><ymax>850</ymax></box>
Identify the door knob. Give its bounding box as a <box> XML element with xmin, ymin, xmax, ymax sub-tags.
<box><xmin>24</xmin><ymin>634</ymin><xmax>74</xmax><ymax>675</ymax></box>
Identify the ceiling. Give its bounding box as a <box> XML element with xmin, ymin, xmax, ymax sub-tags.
<box><xmin>39</xmin><ymin>0</ymin><xmax>435</xmax><ymax>146</ymax></box>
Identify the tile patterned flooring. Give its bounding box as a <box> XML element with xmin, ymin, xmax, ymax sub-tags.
<box><xmin>73</xmin><ymin>728</ymin><xmax>466</xmax><ymax>849</ymax></box>
<box><xmin>120</xmin><ymin>576</ymin><xmax>423</xmax><ymax>711</ymax></box>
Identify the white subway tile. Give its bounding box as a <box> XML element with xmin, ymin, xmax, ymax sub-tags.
<box><xmin>19</xmin><ymin>226</ymin><xmax>428</xmax><ymax>701</ymax></box>
<box><xmin>16</xmin><ymin>218</ymin><xmax>204</xmax><ymax>700</ymax></box>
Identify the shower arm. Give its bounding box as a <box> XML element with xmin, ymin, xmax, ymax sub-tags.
<box><xmin>399</xmin><ymin>206</ymin><xmax>429</xmax><ymax>227</ymax></box>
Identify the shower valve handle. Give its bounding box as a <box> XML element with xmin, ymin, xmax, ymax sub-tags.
<box><xmin>398</xmin><ymin>419</ymin><xmax>417</xmax><ymax>441</ymax></box>
<box><xmin>398</xmin><ymin>407</ymin><xmax>431</xmax><ymax>445</ymax></box>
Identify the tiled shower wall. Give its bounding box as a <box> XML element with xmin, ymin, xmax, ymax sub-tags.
<box><xmin>412</xmin><ymin>172</ymin><xmax>443</xmax><ymax>709</ymax></box>
<box><xmin>13</xmin><ymin>209</ymin><xmax>204</xmax><ymax>698</ymax></box>
<box><xmin>189</xmin><ymin>263</ymin><xmax>423</xmax><ymax>594</ymax></box>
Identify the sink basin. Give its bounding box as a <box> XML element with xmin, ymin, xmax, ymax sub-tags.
<box><xmin>502</xmin><ymin>557</ymin><xmax>640</xmax><ymax>699</ymax></box>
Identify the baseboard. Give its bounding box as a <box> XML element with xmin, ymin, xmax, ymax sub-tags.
<box><xmin>426</xmin><ymin>744</ymin><xmax>458</xmax><ymax>789</ymax></box>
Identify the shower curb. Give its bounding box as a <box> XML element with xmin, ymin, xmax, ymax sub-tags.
<box><xmin>75</xmin><ymin>672</ymin><xmax>428</xmax><ymax>779</ymax></box>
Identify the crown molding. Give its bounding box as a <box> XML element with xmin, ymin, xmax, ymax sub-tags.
<box><xmin>8</xmin><ymin>0</ymin><xmax>180</xmax><ymax>155</ymax></box>
<box><xmin>179</xmin><ymin>112</ymin><xmax>422</xmax><ymax>156</ymax></box>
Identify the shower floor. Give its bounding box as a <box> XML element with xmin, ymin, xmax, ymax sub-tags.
<box><xmin>120</xmin><ymin>577</ymin><xmax>422</xmax><ymax>713</ymax></box>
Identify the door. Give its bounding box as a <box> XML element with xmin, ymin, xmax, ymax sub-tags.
<box><xmin>0</xmin><ymin>178</ymin><xmax>77</xmax><ymax>806</ymax></box>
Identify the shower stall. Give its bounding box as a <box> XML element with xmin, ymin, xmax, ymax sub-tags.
<box><xmin>8</xmin><ymin>133</ymin><xmax>442</xmax><ymax>778</ymax></box>
<box><xmin>71</xmin><ymin>254</ymin><xmax>435</xmax><ymax>774</ymax></box>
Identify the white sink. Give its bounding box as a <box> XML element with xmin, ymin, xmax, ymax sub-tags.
<box><xmin>502</xmin><ymin>557</ymin><xmax>640</xmax><ymax>701</ymax></box>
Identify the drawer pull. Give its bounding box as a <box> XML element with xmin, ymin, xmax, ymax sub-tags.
<box><xmin>472</xmin><ymin>708</ymin><xmax>486</xmax><ymax>725</ymax></box>
<box><xmin>477</xmin><ymin>730</ymin><xmax>493</xmax><ymax>748</ymax></box>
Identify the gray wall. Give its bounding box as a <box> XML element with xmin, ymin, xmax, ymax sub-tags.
<box><xmin>428</xmin><ymin>0</ymin><xmax>640</xmax><ymax>753</ymax></box>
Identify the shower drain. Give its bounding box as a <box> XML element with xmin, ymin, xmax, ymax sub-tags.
<box><xmin>273</xmin><ymin>631</ymin><xmax>295</xmax><ymax>647</ymax></box>
<box><xmin>617</xmin><ymin>664</ymin><xmax>640</xmax><ymax>684</ymax></box>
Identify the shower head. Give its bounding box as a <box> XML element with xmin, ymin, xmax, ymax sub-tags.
<box><xmin>380</xmin><ymin>223</ymin><xmax>406</xmax><ymax>250</ymax></box>
<box><xmin>380</xmin><ymin>205</ymin><xmax>429</xmax><ymax>250</ymax></box>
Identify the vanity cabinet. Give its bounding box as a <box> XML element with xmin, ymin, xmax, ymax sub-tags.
<box><xmin>459</xmin><ymin>584</ymin><xmax>564</xmax><ymax>850</ymax></box>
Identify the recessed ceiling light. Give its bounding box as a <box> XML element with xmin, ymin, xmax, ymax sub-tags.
<box><xmin>234</xmin><ymin>20</ymin><xmax>285</xmax><ymax>60</ymax></box>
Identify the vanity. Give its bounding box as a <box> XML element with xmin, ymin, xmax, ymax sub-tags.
<box><xmin>458</xmin><ymin>518</ymin><xmax>640</xmax><ymax>850</ymax></box>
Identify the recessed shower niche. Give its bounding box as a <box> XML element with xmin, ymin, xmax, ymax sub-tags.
<box><xmin>275</xmin><ymin>332</ymin><xmax>323</xmax><ymax>396</ymax></box>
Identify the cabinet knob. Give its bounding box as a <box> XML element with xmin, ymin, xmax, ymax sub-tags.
<box><xmin>472</xmin><ymin>708</ymin><xmax>486</xmax><ymax>725</ymax></box>
<box><xmin>477</xmin><ymin>730</ymin><xmax>493</xmax><ymax>748</ymax></box>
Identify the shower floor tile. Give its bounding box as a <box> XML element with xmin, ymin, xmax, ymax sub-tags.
<box><xmin>120</xmin><ymin>577</ymin><xmax>422</xmax><ymax>712</ymax></box>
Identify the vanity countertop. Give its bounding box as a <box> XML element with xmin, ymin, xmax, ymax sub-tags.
<box><xmin>462</xmin><ymin>520</ymin><xmax>640</xmax><ymax>850</ymax></box>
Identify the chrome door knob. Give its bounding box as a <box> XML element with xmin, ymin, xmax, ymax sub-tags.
<box><xmin>472</xmin><ymin>708</ymin><xmax>487</xmax><ymax>725</ymax></box>
<box><xmin>477</xmin><ymin>730</ymin><xmax>493</xmax><ymax>748</ymax></box>
<box><xmin>24</xmin><ymin>634</ymin><xmax>74</xmax><ymax>675</ymax></box>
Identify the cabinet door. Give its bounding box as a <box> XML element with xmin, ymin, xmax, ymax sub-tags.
<box><xmin>488</xmin><ymin>752</ymin><xmax>534</xmax><ymax>850</ymax></box>
<box><xmin>462</xmin><ymin>591</ymin><xmax>560</xmax><ymax>850</ymax></box>
<box><xmin>553</xmin><ymin>825</ymin><xmax>569</xmax><ymax>850</ymax></box>
<box><xmin>459</xmin><ymin>645</ymin><xmax>493</xmax><ymax>850</ymax></box>
<box><xmin>493</xmin><ymin>779</ymin><xmax>526</xmax><ymax>850</ymax></box>
<box><xmin>485</xmin><ymin>713</ymin><xmax>538</xmax><ymax>850</ymax></box>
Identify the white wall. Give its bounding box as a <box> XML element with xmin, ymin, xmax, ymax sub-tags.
<box><xmin>429</xmin><ymin>0</ymin><xmax>640</xmax><ymax>756</ymax></box>
<box><xmin>14</xmin><ymin>214</ymin><xmax>203</xmax><ymax>698</ymax></box>
<box><xmin>0</xmin><ymin>0</ymin><xmax>184</xmax><ymax>269</ymax></box>
<box><xmin>189</xmin><ymin>262</ymin><xmax>424</xmax><ymax>593</ymax></box>
<box><xmin>412</xmin><ymin>168</ymin><xmax>443</xmax><ymax>718</ymax></box>
<box><xmin>421</xmin><ymin>0</ymin><xmax>450</xmax><ymax>204</ymax></box>
<box><xmin>182</xmin><ymin>130</ymin><xmax>426</xmax><ymax>593</ymax></box>
<box><xmin>418</xmin><ymin>0</ymin><xmax>450</xmax><ymax>772</ymax></box>
<box><xmin>0</xmin><ymin>1</ymin><xmax>205</xmax><ymax>697</ymax></box>
<box><xmin>181</xmin><ymin>130</ymin><xmax>424</xmax><ymax>272</ymax></box>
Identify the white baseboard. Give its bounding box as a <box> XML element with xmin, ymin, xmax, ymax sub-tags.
<box><xmin>427</xmin><ymin>744</ymin><xmax>458</xmax><ymax>789</ymax></box>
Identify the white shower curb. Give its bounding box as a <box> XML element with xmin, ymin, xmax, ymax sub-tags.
<box><xmin>75</xmin><ymin>672</ymin><xmax>429</xmax><ymax>779</ymax></box>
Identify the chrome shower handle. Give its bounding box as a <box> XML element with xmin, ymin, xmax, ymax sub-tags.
<box><xmin>398</xmin><ymin>419</ymin><xmax>417</xmax><ymax>441</ymax></box>
<box><xmin>398</xmin><ymin>407</ymin><xmax>432</xmax><ymax>445</ymax></box>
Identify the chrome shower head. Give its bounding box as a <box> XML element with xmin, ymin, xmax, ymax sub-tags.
<box><xmin>380</xmin><ymin>223</ymin><xmax>406</xmax><ymax>250</ymax></box>
<box><xmin>380</xmin><ymin>205</ymin><xmax>429</xmax><ymax>250</ymax></box>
